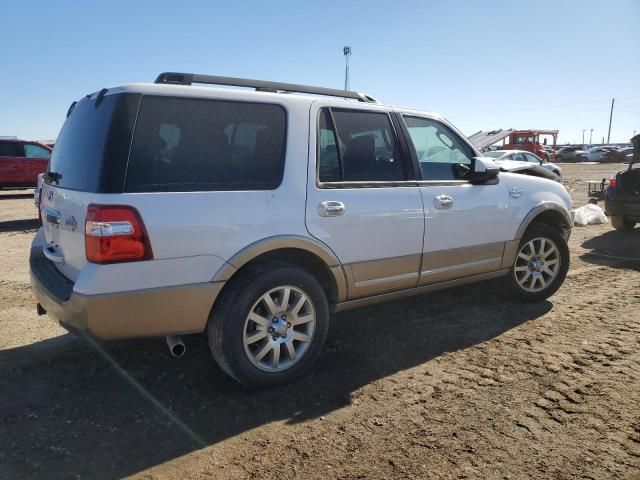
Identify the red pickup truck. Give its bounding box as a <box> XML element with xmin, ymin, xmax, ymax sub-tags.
<box><xmin>0</xmin><ymin>139</ymin><xmax>52</xmax><ymax>188</ymax></box>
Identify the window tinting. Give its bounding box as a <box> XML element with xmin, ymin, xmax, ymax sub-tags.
<box><xmin>0</xmin><ymin>142</ymin><xmax>24</xmax><ymax>157</ymax></box>
<box><xmin>403</xmin><ymin>116</ymin><xmax>474</xmax><ymax>181</ymax></box>
<box><xmin>126</xmin><ymin>97</ymin><xmax>286</xmax><ymax>192</ymax></box>
<box><xmin>24</xmin><ymin>144</ymin><xmax>51</xmax><ymax>159</ymax></box>
<box><xmin>318</xmin><ymin>109</ymin><xmax>404</xmax><ymax>183</ymax></box>
<box><xmin>523</xmin><ymin>152</ymin><xmax>540</xmax><ymax>163</ymax></box>
<box><xmin>48</xmin><ymin>94</ymin><xmax>118</xmax><ymax>191</ymax></box>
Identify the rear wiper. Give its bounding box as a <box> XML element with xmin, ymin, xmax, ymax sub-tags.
<box><xmin>44</xmin><ymin>171</ymin><xmax>62</xmax><ymax>184</ymax></box>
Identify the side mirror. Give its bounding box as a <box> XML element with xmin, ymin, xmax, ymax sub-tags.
<box><xmin>471</xmin><ymin>157</ymin><xmax>500</xmax><ymax>183</ymax></box>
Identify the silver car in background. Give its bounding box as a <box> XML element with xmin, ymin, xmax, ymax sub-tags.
<box><xmin>483</xmin><ymin>150</ymin><xmax>563</xmax><ymax>180</ymax></box>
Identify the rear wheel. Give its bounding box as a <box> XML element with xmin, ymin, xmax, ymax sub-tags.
<box><xmin>611</xmin><ymin>215</ymin><xmax>636</xmax><ymax>231</ymax></box>
<box><xmin>505</xmin><ymin>222</ymin><xmax>569</xmax><ymax>302</ymax></box>
<box><xmin>208</xmin><ymin>263</ymin><xmax>329</xmax><ymax>388</ymax></box>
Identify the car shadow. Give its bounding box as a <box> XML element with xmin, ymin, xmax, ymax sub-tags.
<box><xmin>0</xmin><ymin>280</ymin><xmax>552</xmax><ymax>479</ymax></box>
<box><xmin>0</xmin><ymin>218</ymin><xmax>39</xmax><ymax>233</ymax></box>
<box><xmin>0</xmin><ymin>191</ymin><xmax>34</xmax><ymax>200</ymax></box>
<box><xmin>579</xmin><ymin>227</ymin><xmax>640</xmax><ymax>270</ymax></box>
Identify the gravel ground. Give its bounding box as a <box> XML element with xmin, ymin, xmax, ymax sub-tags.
<box><xmin>0</xmin><ymin>164</ymin><xmax>638</xmax><ymax>479</ymax></box>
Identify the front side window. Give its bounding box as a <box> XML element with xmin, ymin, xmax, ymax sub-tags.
<box><xmin>0</xmin><ymin>142</ymin><xmax>25</xmax><ymax>157</ymax></box>
<box><xmin>24</xmin><ymin>144</ymin><xmax>51</xmax><ymax>159</ymax></box>
<box><xmin>317</xmin><ymin>109</ymin><xmax>404</xmax><ymax>183</ymax></box>
<box><xmin>403</xmin><ymin>116</ymin><xmax>474</xmax><ymax>181</ymax></box>
<box><xmin>126</xmin><ymin>97</ymin><xmax>286</xmax><ymax>192</ymax></box>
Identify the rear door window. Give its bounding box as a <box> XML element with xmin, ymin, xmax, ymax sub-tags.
<box><xmin>125</xmin><ymin>97</ymin><xmax>286</xmax><ymax>192</ymax></box>
<box><xmin>317</xmin><ymin>109</ymin><xmax>404</xmax><ymax>183</ymax></box>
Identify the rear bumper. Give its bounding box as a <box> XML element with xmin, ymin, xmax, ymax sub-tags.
<box><xmin>30</xmin><ymin>245</ymin><xmax>223</xmax><ymax>340</ymax></box>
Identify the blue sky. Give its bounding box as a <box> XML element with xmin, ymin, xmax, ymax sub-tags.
<box><xmin>1</xmin><ymin>0</ymin><xmax>638</xmax><ymax>144</ymax></box>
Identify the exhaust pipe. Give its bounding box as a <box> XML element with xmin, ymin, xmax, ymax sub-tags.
<box><xmin>166</xmin><ymin>335</ymin><xmax>186</xmax><ymax>357</ymax></box>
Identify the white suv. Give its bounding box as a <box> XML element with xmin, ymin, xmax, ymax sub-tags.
<box><xmin>31</xmin><ymin>72</ymin><xmax>572</xmax><ymax>387</ymax></box>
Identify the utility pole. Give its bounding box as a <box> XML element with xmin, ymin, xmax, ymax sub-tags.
<box><xmin>582</xmin><ymin>129</ymin><xmax>585</xmax><ymax>145</ymax></box>
<box><xmin>607</xmin><ymin>98</ymin><xmax>614</xmax><ymax>144</ymax></box>
<box><xmin>589</xmin><ymin>129</ymin><xmax>593</xmax><ymax>146</ymax></box>
<box><xmin>343</xmin><ymin>46</ymin><xmax>351</xmax><ymax>91</ymax></box>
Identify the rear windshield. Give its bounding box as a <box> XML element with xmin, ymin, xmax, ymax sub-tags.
<box><xmin>48</xmin><ymin>95</ymin><xmax>118</xmax><ymax>191</ymax></box>
<box><xmin>125</xmin><ymin>96</ymin><xmax>287</xmax><ymax>192</ymax></box>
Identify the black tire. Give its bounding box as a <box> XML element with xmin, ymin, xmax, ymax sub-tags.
<box><xmin>505</xmin><ymin>222</ymin><xmax>570</xmax><ymax>302</ymax></box>
<box><xmin>208</xmin><ymin>262</ymin><xmax>329</xmax><ymax>388</ymax></box>
<box><xmin>611</xmin><ymin>215</ymin><xmax>636</xmax><ymax>231</ymax></box>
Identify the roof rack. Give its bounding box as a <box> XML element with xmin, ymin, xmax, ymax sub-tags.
<box><xmin>154</xmin><ymin>72</ymin><xmax>379</xmax><ymax>103</ymax></box>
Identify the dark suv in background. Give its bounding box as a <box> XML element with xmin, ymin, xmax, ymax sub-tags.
<box><xmin>605</xmin><ymin>135</ymin><xmax>640</xmax><ymax>231</ymax></box>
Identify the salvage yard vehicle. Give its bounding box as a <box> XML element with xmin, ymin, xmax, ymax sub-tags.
<box><xmin>500</xmin><ymin>129</ymin><xmax>558</xmax><ymax>162</ymax></box>
<box><xmin>605</xmin><ymin>134</ymin><xmax>640</xmax><ymax>230</ymax></box>
<box><xmin>482</xmin><ymin>149</ymin><xmax>563</xmax><ymax>180</ymax></box>
<box><xmin>0</xmin><ymin>138</ymin><xmax>52</xmax><ymax>188</ymax></box>
<box><xmin>30</xmin><ymin>73</ymin><xmax>573</xmax><ymax>387</ymax></box>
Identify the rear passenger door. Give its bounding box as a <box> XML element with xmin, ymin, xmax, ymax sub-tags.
<box><xmin>305</xmin><ymin>104</ymin><xmax>425</xmax><ymax>299</ymax></box>
<box><xmin>0</xmin><ymin>141</ymin><xmax>26</xmax><ymax>185</ymax></box>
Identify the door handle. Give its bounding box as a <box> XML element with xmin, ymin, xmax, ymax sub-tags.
<box><xmin>318</xmin><ymin>201</ymin><xmax>346</xmax><ymax>217</ymax></box>
<box><xmin>433</xmin><ymin>195</ymin><xmax>454</xmax><ymax>209</ymax></box>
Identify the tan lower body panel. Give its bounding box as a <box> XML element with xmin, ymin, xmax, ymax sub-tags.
<box><xmin>345</xmin><ymin>254</ymin><xmax>421</xmax><ymax>299</ymax></box>
<box><xmin>334</xmin><ymin>269</ymin><xmax>510</xmax><ymax>312</ymax></box>
<box><xmin>420</xmin><ymin>242</ymin><xmax>505</xmax><ymax>285</ymax></box>
<box><xmin>62</xmin><ymin>282</ymin><xmax>223</xmax><ymax>340</ymax></box>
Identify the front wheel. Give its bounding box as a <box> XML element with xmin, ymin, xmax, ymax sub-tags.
<box><xmin>208</xmin><ymin>263</ymin><xmax>329</xmax><ymax>388</ymax></box>
<box><xmin>505</xmin><ymin>222</ymin><xmax>570</xmax><ymax>302</ymax></box>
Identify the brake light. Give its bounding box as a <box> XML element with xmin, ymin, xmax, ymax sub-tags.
<box><xmin>85</xmin><ymin>204</ymin><xmax>153</xmax><ymax>263</ymax></box>
<box><xmin>609</xmin><ymin>176</ymin><xmax>617</xmax><ymax>189</ymax></box>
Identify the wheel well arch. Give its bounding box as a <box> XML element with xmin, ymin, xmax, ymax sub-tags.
<box><xmin>214</xmin><ymin>246</ymin><xmax>346</xmax><ymax>308</ymax></box>
<box><xmin>516</xmin><ymin>204</ymin><xmax>572</xmax><ymax>240</ymax></box>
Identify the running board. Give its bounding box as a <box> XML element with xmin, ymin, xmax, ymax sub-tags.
<box><xmin>332</xmin><ymin>269</ymin><xmax>510</xmax><ymax>312</ymax></box>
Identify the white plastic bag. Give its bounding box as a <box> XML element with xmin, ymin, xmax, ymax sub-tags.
<box><xmin>573</xmin><ymin>204</ymin><xmax>608</xmax><ymax>226</ymax></box>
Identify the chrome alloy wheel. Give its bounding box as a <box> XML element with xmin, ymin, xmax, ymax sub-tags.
<box><xmin>513</xmin><ymin>237</ymin><xmax>561</xmax><ymax>293</ymax></box>
<box><xmin>243</xmin><ymin>286</ymin><xmax>316</xmax><ymax>372</ymax></box>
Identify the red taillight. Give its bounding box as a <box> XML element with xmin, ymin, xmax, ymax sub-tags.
<box><xmin>609</xmin><ymin>176</ymin><xmax>617</xmax><ymax>189</ymax></box>
<box><xmin>85</xmin><ymin>204</ymin><xmax>153</xmax><ymax>264</ymax></box>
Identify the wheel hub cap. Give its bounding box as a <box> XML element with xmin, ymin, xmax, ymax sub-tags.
<box><xmin>513</xmin><ymin>237</ymin><xmax>561</xmax><ymax>293</ymax></box>
<box><xmin>243</xmin><ymin>285</ymin><xmax>316</xmax><ymax>372</ymax></box>
<box><xmin>271</xmin><ymin>317</ymin><xmax>288</xmax><ymax>337</ymax></box>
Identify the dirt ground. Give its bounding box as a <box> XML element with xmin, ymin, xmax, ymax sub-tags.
<box><xmin>0</xmin><ymin>164</ymin><xmax>638</xmax><ymax>480</ymax></box>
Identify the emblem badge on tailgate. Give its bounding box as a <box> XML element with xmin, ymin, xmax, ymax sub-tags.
<box><xmin>47</xmin><ymin>190</ymin><xmax>54</xmax><ymax>201</ymax></box>
<box><xmin>64</xmin><ymin>216</ymin><xmax>77</xmax><ymax>231</ymax></box>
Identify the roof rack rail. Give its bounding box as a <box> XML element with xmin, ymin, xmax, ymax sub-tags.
<box><xmin>154</xmin><ymin>72</ymin><xmax>379</xmax><ymax>103</ymax></box>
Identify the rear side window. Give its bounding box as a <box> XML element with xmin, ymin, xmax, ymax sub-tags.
<box><xmin>125</xmin><ymin>97</ymin><xmax>286</xmax><ymax>192</ymax></box>
<box><xmin>317</xmin><ymin>109</ymin><xmax>404</xmax><ymax>183</ymax></box>
<box><xmin>0</xmin><ymin>142</ymin><xmax>24</xmax><ymax>157</ymax></box>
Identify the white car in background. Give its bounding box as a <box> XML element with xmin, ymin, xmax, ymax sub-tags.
<box><xmin>483</xmin><ymin>150</ymin><xmax>563</xmax><ymax>181</ymax></box>
<box><xmin>577</xmin><ymin>146</ymin><xmax>616</xmax><ymax>162</ymax></box>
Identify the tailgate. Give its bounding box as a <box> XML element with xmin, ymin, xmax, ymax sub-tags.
<box><xmin>39</xmin><ymin>183</ymin><xmax>93</xmax><ymax>282</ymax></box>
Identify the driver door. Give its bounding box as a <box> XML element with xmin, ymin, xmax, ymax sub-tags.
<box><xmin>398</xmin><ymin>113</ymin><xmax>513</xmax><ymax>285</ymax></box>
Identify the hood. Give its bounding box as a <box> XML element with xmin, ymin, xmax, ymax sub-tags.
<box><xmin>494</xmin><ymin>159</ymin><xmax>559</xmax><ymax>182</ymax></box>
